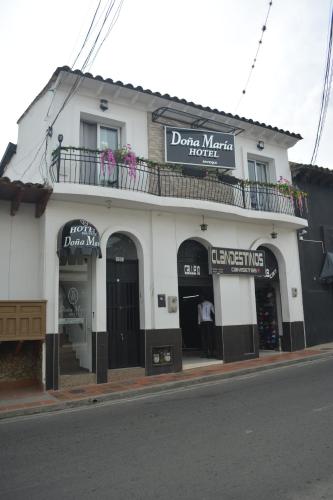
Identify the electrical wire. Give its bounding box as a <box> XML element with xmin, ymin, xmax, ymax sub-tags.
<box><xmin>78</xmin><ymin>0</ymin><xmax>116</xmax><ymax>72</ymax></box>
<box><xmin>310</xmin><ymin>3</ymin><xmax>333</xmax><ymax>165</ymax></box>
<box><xmin>71</xmin><ymin>0</ymin><xmax>102</xmax><ymax>69</ymax></box>
<box><xmin>20</xmin><ymin>137</ymin><xmax>47</xmax><ymax>181</ymax></box>
<box><xmin>50</xmin><ymin>0</ymin><xmax>124</xmax><ymax>129</ymax></box>
<box><xmin>235</xmin><ymin>0</ymin><xmax>273</xmax><ymax>113</ymax></box>
<box><xmin>86</xmin><ymin>0</ymin><xmax>124</xmax><ymax>71</ymax></box>
<box><xmin>18</xmin><ymin>0</ymin><xmax>125</xmax><ymax>182</ymax></box>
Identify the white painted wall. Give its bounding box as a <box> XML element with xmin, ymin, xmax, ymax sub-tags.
<box><xmin>4</xmin><ymin>70</ymin><xmax>295</xmax><ymax>192</ymax></box>
<box><xmin>236</xmin><ymin>135</ymin><xmax>291</xmax><ymax>182</ymax></box>
<box><xmin>5</xmin><ymin>80</ymin><xmax>149</xmax><ymax>185</ymax></box>
<box><xmin>5</xmin><ymin>91</ymin><xmax>53</xmax><ymax>184</ymax></box>
<box><xmin>40</xmin><ymin>200</ymin><xmax>304</xmax><ymax>346</ymax></box>
<box><xmin>0</xmin><ymin>201</ymin><xmax>42</xmax><ymax>299</ymax></box>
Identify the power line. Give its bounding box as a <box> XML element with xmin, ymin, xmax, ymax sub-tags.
<box><xmin>310</xmin><ymin>3</ymin><xmax>333</xmax><ymax>165</ymax></box>
<box><xmin>20</xmin><ymin>137</ymin><xmax>47</xmax><ymax>181</ymax></box>
<box><xmin>235</xmin><ymin>1</ymin><xmax>273</xmax><ymax>113</ymax></box>
<box><xmin>86</xmin><ymin>0</ymin><xmax>124</xmax><ymax>71</ymax></box>
<box><xmin>50</xmin><ymin>0</ymin><xmax>124</xmax><ymax>129</ymax></box>
<box><xmin>71</xmin><ymin>0</ymin><xmax>102</xmax><ymax>69</ymax></box>
<box><xmin>18</xmin><ymin>0</ymin><xmax>125</xmax><ymax>182</ymax></box>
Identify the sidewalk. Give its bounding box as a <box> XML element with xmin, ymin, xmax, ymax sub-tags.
<box><xmin>1</xmin><ymin>344</ymin><xmax>333</xmax><ymax>421</ymax></box>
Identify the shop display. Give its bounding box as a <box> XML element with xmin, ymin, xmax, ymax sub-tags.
<box><xmin>256</xmin><ymin>287</ymin><xmax>279</xmax><ymax>350</ymax></box>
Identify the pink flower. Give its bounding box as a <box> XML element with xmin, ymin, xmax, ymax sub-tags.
<box><xmin>124</xmin><ymin>151</ymin><xmax>137</xmax><ymax>178</ymax></box>
<box><xmin>100</xmin><ymin>149</ymin><xmax>116</xmax><ymax>178</ymax></box>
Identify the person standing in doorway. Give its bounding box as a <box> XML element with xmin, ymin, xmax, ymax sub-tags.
<box><xmin>198</xmin><ymin>296</ymin><xmax>215</xmax><ymax>358</ymax></box>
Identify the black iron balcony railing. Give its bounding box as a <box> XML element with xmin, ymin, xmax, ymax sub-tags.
<box><xmin>50</xmin><ymin>147</ymin><xmax>308</xmax><ymax>219</ymax></box>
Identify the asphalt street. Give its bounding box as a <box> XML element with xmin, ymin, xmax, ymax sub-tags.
<box><xmin>1</xmin><ymin>358</ymin><xmax>333</xmax><ymax>500</ymax></box>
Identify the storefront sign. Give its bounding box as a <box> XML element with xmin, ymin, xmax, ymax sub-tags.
<box><xmin>183</xmin><ymin>264</ymin><xmax>200</xmax><ymax>276</ymax></box>
<box><xmin>210</xmin><ymin>247</ymin><xmax>265</xmax><ymax>276</ymax></box>
<box><xmin>165</xmin><ymin>126</ymin><xmax>235</xmax><ymax>169</ymax></box>
<box><xmin>57</xmin><ymin>219</ymin><xmax>102</xmax><ymax>260</ymax></box>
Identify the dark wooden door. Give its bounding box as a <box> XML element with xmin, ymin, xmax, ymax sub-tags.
<box><xmin>107</xmin><ymin>259</ymin><xmax>140</xmax><ymax>368</ymax></box>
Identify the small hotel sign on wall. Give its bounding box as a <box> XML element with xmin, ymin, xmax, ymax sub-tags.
<box><xmin>165</xmin><ymin>126</ymin><xmax>235</xmax><ymax>169</ymax></box>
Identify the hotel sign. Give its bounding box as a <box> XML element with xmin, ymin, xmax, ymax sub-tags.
<box><xmin>210</xmin><ymin>247</ymin><xmax>266</xmax><ymax>276</ymax></box>
<box><xmin>165</xmin><ymin>126</ymin><xmax>235</xmax><ymax>169</ymax></box>
<box><xmin>57</xmin><ymin>219</ymin><xmax>102</xmax><ymax>260</ymax></box>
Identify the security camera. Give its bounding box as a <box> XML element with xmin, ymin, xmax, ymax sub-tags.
<box><xmin>298</xmin><ymin>229</ymin><xmax>308</xmax><ymax>240</ymax></box>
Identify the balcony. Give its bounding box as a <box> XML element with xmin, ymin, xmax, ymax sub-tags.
<box><xmin>50</xmin><ymin>147</ymin><xmax>308</xmax><ymax>220</ymax></box>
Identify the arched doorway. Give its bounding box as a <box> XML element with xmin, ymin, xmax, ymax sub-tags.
<box><xmin>177</xmin><ymin>239</ymin><xmax>214</xmax><ymax>356</ymax></box>
<box><xmin>255</xmin><ymin>246</ymin><xmax>283</xmax><ymax>352</ymax></box>
<box><xmin>57</xmin><ymin>219</ymin><xmax>102</xmax><ymax>379</ymax></box>
<box><xmin>106</xmin><ymin>233</ymin><xmax>140</xmax><ymax>368</ymax></box>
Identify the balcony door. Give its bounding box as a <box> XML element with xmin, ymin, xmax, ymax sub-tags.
<box><xmin>80</xmin><ymin>121</ymin><xmax>119</xmax><ymax>185</ymax></box>
<box><xmin>248</xmin><ymin>159</ymin><xmax>269</xmax><ymax>210</ymax></box>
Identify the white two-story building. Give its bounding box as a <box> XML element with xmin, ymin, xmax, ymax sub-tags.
<box><xmin>0</xmin><ymin>66</ymin><xmax>308</xmax><ymax>390</ymax></box>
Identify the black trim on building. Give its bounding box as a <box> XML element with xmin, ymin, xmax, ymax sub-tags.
<box><xmin>139</xmin><ymin>330</ymin><xmax>145</xmax><ymax>368</ymax></box>
<box><xmin>222</xmin><ymin>325</ymin><xmax>259</xmax><ymax>363</ymax></box>
<box><xmin>214</xmin><ymin>326</ymin><xmax>223</xmax><ymax>359</ymax></box>
<box><xmin>96</xmin><ymin>332</ymin><xmax>108</xmax><ymax>384</ymax></box>
<box><xmin>45</xmin><ymin>334</ymin><xmax>59</xmax><ymax>390</ymax></box>
<box><xmin>92</xmin><ymin>332</ymin><xmax>96</xmax><ymax>373</ymax></box>
<box><xmin>145</xmin><ymin>329</ymin><xmax>182</xmax><ymax>375</ymax></box>
<box><xmin>281</xmin><ymin>322</ymin><xmax>305</xmax><ymax>351</ymax></box>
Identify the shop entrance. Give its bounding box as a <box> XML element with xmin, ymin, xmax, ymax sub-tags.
<box><xmin>107</xmin><ymin>233</ymin><xmax>140</xmax><ymax>369</ymax></box>
<box><xmin>255</xmin><ymin>246</ymin><xmax>282</xmax><ymax>352</ymax></box>
<box><xmin>177</xmin><ymin>240</ymin><xmax>214</xmax><ymax>355</ymax></box>
<box><xmin>58</xmin><ymin>258</ymin><xmax>93</xmax><ymax>375</ymax></box>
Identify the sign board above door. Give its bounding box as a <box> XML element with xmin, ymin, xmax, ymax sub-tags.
<box><xmin>165</xmin><ymin>126</ymin><xmax>235</xmax><ymax>169</ymax></box>
<box><xmin>57</xmin><ymin>219</ymin><xmax>102</xmax><ymax>262</ymax></box>
<box><xmin>209</xmin><ymin>247</ymin><xmax>265</xmax><ymax>276</ymax></box>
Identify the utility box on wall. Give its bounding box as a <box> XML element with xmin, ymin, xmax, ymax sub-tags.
<box><xmin>167</xmin><ymin>296</ymin><xmax>178</xmax><ymax>313</ymax></box>
<box><xmin>152</xmin><ymin>346</ymin><xmax>172</xmax><ymax>366</ymax></box>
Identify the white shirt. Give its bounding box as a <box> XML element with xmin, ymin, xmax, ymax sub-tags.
<box><xmin>198</xmin><ymin>300</ymin><xmax>215</xmax><ymax>324</ymax></box>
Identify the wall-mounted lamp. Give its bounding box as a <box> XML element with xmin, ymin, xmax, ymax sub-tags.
<box><xmin>270</xmin><ymin>225</ymin><xmax>278</xmax><ymax>239</ymax></box>
<box><xmin>100</xmin><ymin>99</ymin><xmax>108</xmax><ymax>111</ymax></box>
<box><xmin>200</xmin><ymin>216</ymin><xmax>208</xmax><ymax>231</ymax></box>
<box><xmin>257</xmin><ymin>140</ymin><xmax>264</xmax><ymax>151</ymax></box>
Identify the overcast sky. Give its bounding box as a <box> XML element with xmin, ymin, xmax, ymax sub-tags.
<box><xmin>1</xmin><ymin>0</ymin><xmax>332</xmax><ymax>169</ymax></box>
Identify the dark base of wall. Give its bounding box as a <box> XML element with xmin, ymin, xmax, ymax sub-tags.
<box><xmin>214</xmin><ymin>326</ymin><xmax>223</xmax><ymax>359</ymax></box>
<box><xmin>223</xmin><ymin>324</ymin><xmax>259</xmax><ymax>363</ymax></box>
<box><xmin>96</xmin><ymin>332</ymin><xmax>108</xmax><ymax>383</ymax></box>
<box><xmin>145</xmin><ymin>329</ymin><xmax>182</xmax><ymax>376</ymax></box>
<box><xmin>46</xmin><ymin>334</ymin><xmax>59</xmax><ymax>390</ymax></box>
<box><xmin>281</xmin><ymin>322</ymin><xmax>305</xmax><ymax>351</ymax></box>
<box><xmin>139</xmin><ymin>330</ymin><xmax>145</xmax><ymax>368</ymax></box>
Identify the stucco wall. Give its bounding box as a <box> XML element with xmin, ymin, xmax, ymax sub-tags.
<box><xmin>6</xmin><ymin>82</ymin><xmax>149</xmax><ymax>185</ymax></box>
<box><xmin>0</xmin><ymin>201</ymin><xmax>42</xmax><ymax>300</ymax></box>
<box><xmin>43</xmin><ymin>199</ymin><xmax>304</xmax><ymax>337</ymax></box>
<box><xmin>5</xmin><ymin>75</ymin><xmax>293</xmax><ymax>188</ymax></box>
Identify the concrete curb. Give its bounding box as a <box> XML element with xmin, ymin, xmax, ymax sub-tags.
<box><xmin>1</xmin><ymin>350</ymin><xmax>333</xmax><ymax>421</ymax></box>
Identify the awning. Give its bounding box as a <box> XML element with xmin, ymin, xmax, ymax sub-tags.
<box><xmin>57</xmin><ymin>219</ymin><xmax>102</xmax><ymax>261</ymax></box>
<box><xmin>320</xmin><ymin>252</ymin><xmax>333</xmax><ymax>283</ymax></box>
